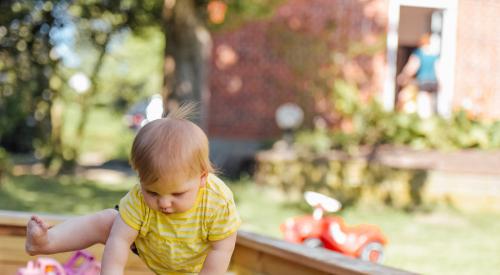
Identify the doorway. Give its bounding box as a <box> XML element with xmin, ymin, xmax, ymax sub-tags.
<box><xmin>383</xmin><ymin>0</ymin><xmax>458</xmax><ymax>117</ymax></box>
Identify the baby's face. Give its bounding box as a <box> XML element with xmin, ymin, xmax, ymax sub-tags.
<box><xmin>141</xmin><ymin>175</ymin><xmax>206</xmax><ymax>214</ymax></box>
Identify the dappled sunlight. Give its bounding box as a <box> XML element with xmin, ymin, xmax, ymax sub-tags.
<box><xmin>215</xmin><ymin>44</ymin><xmax>238</xmax><ymax>70</ymax></box>
<box><xmin>414</xmin><ymin>211</ymin><xmax>468</xmax><ymax>227</ymax></box>
<box><xmin>226</xmin><ymin>76</ymin><xmax>242</xmax><ymax>94</ymax></box>
<box><xmin>0</xmin><ymin>174</ymin><xmax>134</xmax><ymax>214</ymax></box>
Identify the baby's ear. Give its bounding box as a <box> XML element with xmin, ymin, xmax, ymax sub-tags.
<box><xmin>200</xmin><ymin>173</ymin><xmax>208</xmax><ymax>187</ymax></box>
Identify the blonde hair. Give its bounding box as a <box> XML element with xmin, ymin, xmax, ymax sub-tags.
<box><xmin>130</xmin><ymin>103</ymin><xmax>213</xmax><ymax>186</ymax></box>
<box><xmin>419</xmin><ymin>33</ymin><xmax>430</xmax><ymax>46</ymax></box>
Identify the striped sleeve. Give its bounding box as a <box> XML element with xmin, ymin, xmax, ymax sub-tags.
<box><xmin>118</xmin><ymin>184</ymin><xmax>145</xmax><ymax>232</ymax></box>
<box><xmin>206</xmin><ymin>193</ymin><xmax>241</xmax><ymax>241</ymax></box>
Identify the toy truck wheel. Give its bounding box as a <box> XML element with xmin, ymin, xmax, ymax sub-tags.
<box><xmin>360</xmin><ymin>241</ymin><xmax>384</xmax><ymax>263</ymax></box>
<box><xmin>303</xmin><ymin>238</ymin><xmax>324</xmax><ymax>248</ymax></box>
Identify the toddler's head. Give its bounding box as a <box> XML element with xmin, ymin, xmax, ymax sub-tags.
<box><xmin>419</xmin><ymin>33</ymin><xmax>431</xmax><ymax>46</ymax></box>
<box><xmin>129</xmin><ymin>104</ymin><xmax>213</xmax><ymax>213</ymax></box>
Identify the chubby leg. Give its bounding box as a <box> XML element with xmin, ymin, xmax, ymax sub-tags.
<box><xmin>26</xmin><ymin>208</ymin><xmax>117</xmax><ymax>255</ymax></box>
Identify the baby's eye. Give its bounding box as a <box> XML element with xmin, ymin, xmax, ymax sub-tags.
<box><xmin>148</xmin><ymin>191</ymin><xmax>159</xmax><ymax>196</ymax></box>
<box><xmin>172</xmin><ymin>192</ymin><xmax>185</xmax><ymax>197</ymax></box>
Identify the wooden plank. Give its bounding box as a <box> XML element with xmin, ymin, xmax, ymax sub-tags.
<box><xmin>235</xmin><ymin>231</ymin><xmax>418</xmax><ymax>275</ymax></box>
<box><xmin>0</xmin><ymin>210</ymin><xmax>418</xmax><ymax>275</ymax></box>
<box><xmin>0</xmin><ymin>210</ymin><xmax>70</xmax><ymax>237</ymax></box>
<box><xmin>0</xmin><ymin>210</ymin><xmax>71</xmax><ymax>227</ymax></box>
<box><xmin>232</xmin><ymin>245</ymin><xmax>329</xmax><ymax>275</ymax></box>
<box><xmin>0</xmin><ymin>235</ymin><xmax>152</xmax><ymax>273</ymax></box>
<box><xmin>0</xmin><ymin>262</ymin><xmax>153</xmax><ymax>275</ymax></box>
<box><xmin>0</xmin><ymin>224</ymin><xmax>25</xmax><ymax>237</ymax></box>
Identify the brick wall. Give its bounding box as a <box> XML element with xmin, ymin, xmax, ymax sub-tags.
<box><xmin>208</xmin><ymin>0</ymin><xmax>388</xmax><ymax>140</ymax></box>
<box><xmin>208</xmin><ymin>0</ymin><xmax>500</xmax><ymax>140</ymax></box>
<box><xmin>453</xmin><ymin>0</ymin><xmax>500</xmax><ymax>119</ymax></box>
<box><xmin>208</xmin><ymin>22</ymin><xmax>301</xmax><ymax>139</ymax></box>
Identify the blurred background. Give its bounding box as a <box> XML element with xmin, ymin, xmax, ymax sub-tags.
<box><xmin>1</xmin><ymin>0</ymin><xmax>499</xmax><ymax>274</ymax></box>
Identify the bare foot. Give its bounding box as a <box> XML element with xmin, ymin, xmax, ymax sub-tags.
<box><xmin>25</xmin><ymin>215</ymin><xmax>49</xmax><ymax>255</ymax></box>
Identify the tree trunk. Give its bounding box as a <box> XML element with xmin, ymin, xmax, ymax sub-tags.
<box><xmin>162</xmin><ymin>0</ymin><xmax>212</xmax><ymax>129</ymax></box>
<box><xmin>69</xmin><ymin>34</ymin><xmax>111</xmax><ymax>170</ymax></box>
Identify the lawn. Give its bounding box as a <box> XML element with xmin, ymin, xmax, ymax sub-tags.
<box><xmin>232</xmin><ymin>179</ymin><xmax>500</xmax><ymax>275</ymax></box>
<box><xmin>0</xmin><ymin>174</ymin><xmax>135</xmax><ymax>214</ymax></box>
<box><xmin>62</xmin><ymin>104</ymin><xmax>135</xmax><ymax>162</ymax></box>
<box><xmin>1</xmin><ymin>173</ymin><xmax>499</xmax><ymax>275</ymax></box>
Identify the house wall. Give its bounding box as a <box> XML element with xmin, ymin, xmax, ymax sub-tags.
<box><xmin>206</xmin><ymin>0</ymin><xmax>500</xmax><ymax>176</ymax></box>
<box><xmin>453</xmin><ymin>0</ymin><xmax>500</xmax><ymax>119</ymax></box>
<box><xmin>208</xmin><ymin>0</ymin><xmax>388</xmax><ymax>140</ymax></box>
<box><xmin>208</xmin><ymin>22</ymin><xmax>301</xmax><ymax>140</ymax></box>
<box><xmin>207</xmin><ymin>0</ymin><xmax>389</xmax><ymax>173</ymax></box>
<box><xmin>208</xmin><ymin>0</ymin><xmax>500</xmax><ymax>144</ymax></box>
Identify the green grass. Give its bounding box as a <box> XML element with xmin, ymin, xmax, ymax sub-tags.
<box><xmin>1</xmin><ymin>174</ymin><xmax>498</xmax><ymax>274</ymax></box>
<box><xmin>342</xmin><ymin>206</ymin><xmax>500</xmax><ymax>275</ymax></box>
<box><xmin>231</xmin><ymin>179</ymin><xmax>500</xmax><ymax>275</ymax></box>
<box><xmin>0</xmin><ymin>174</ymin><xmax>135</xmax><ymax>214</ymax></box>
<box><xmin>62</xmin><ymin>104</ymin><xmax>134</xmax><ymax>161</ymax></box>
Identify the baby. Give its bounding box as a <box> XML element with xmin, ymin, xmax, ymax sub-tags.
<box><xmin>25</xmin><ymin>104</ymin><xmax>241</xmax><ymax>274</ymax></box>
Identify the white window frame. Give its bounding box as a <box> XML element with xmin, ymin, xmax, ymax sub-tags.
<box><xmin>383</xmin><ymin>0</ymin><xmax>458</xmax><ymax>117</ymax></box>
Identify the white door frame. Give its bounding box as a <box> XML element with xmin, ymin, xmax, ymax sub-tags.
<box><xmin>383</xmin><ymin>0</ymin><xmax>458</xmax><ymax>117</ymax></box>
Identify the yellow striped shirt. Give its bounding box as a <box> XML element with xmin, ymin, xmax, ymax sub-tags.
<box><xmin>119</xmin><ymin>174</ymin><xmax>241</xmax><ymax>274</ymax></box>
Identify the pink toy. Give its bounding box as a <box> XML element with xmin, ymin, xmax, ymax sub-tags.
<box><xmin>63</xmin><ymin>250</ymin><xmax>101</xmax><ymax>275</ymax></box>
<box><xmin>16</xmin><ymin>257</ymin><xmax>65</xmax><ymax>275</ymax></box>
<box><xmin>17</xmin><ymin>250</ymin><xmax>101</xmax><ymax>275</ymax></box>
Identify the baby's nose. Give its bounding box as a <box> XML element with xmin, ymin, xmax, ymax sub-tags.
<box><xmin>158</xmin><ymin>197</ymin><xmax>172</xmax><ymax>208</ymax></box>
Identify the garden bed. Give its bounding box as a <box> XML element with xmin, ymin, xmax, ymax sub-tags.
<box><xmin>255</xmin><ymin>145</ymin><xmax>500</xmax><ymax>210</ymax></box>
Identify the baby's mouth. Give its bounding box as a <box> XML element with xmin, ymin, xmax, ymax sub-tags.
<box><xmin>160</xmin><ymin>208</ymin><xmax>174</xmax><ymax>214</ymax></box>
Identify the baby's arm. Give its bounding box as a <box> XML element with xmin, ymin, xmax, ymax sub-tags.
<box><xmin>199</xmin><ymin>232</ymin><xmax>237</xmax><ymax>275</ymax></box>
<box><xmin>101</xmin><ymin>214</ymin><xmax>138</xmax><ymax>275</ymax></box>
